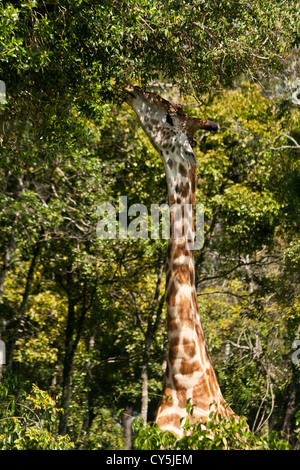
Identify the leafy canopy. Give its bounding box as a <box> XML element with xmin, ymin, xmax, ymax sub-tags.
<box><xmin>1</xmin><ymin>0</ymin><xmax>299</xmax><ymax>110</ymax></box>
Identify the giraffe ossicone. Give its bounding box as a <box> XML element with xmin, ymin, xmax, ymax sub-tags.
<box><xmin>125</xmin><ymin>85</ymin><xmax>238</xmax><ymax>437</ymax></box>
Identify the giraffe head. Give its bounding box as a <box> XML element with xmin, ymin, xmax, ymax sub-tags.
<box><xmin>125</xmin><ymin>85</ymin><xmax>219</xmax><ymax>166</ymax></box>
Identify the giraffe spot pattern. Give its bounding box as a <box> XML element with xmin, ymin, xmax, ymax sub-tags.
<box><xmin>166</xmin><ymin>281</ymin><xmax>176</xmax><ymax>307</ymax></box>
<box><xmin>176</xmin><ymin>388</ymin><xmax>188</xmax><ymax>408</ymax></box>
<box><xmin>180</xmin><ymin>357</ymin><xmax>202</xmax><ymax>375</ymax></box>
<box><xmin>182</xmin><ymin>337</ymin><xmax>197</xmax><ymax>358</ymax></box>
<box><xmin>175</xmin><ymin>181</ymin><xmax>190</xmax><ymax>199</ymax></box>
<box><xmin>178</xmin><ymin>163</ymin><xmax>188</xmax><ymax>177</ymax></box>
<box><xmin>176</xmin><ymin>296</ymin><xmax>193</xmax><ymax>328</ymax></box>
<box><xmin>168</xmin><ymin>335</ymin><xmax>181</xmax><ymax>363</ymax></box>
<box><xmin>156</xmin><ymin>413</ymin><xmax>181</xmax><ymax>430</ymax></box>
<box><xmin>172</xmin><ymin>262</ymin><xmax>191</xmax><ymax>285</ymax></box>
<box><xmin>167</xmin><ymin>312</ymin><xmax>178</xmax><ymax>332</ymax></box>
<box><xmin>172</xmin><ymin>242</ymin><xmax>187</xmax><ymax>259</ymax></box>
<box><xmin>167</xmin><ymin>158</ymin><xmax>173</xmax><ymax>169</ymax></box>
<box><xmin>127</xmin><ymin>85</ymin><xmax>237</xmax><ymax>438</ymax></box>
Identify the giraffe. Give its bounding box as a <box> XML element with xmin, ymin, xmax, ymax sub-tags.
<box><xmin>125</xmin><ymin>84</ymin><xmax>236</xmax><ymax>437</ymax></box>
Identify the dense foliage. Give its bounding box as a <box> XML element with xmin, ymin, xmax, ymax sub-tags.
<box><xmin>0</xmin><ymin>375</ymin><xmax>74</xmax><ymax>449</ymax></box>
<box><xmin>0</xmin><ymin>0</ymin><xmax>299</xmax><ymax>450</ymax></box>
<box><xmin>133</xmin><ymin>403</ymin><xmax>300</xmax><ymax>450</ymax></box>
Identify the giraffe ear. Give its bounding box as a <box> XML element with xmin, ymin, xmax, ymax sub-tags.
<box><xmin>180</xmin><ymin>136</ymin><xmax>197</xmax><ymax>166</ymax></box>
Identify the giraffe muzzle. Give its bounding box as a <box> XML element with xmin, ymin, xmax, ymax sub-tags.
<box><xmin>185</xmin><ymin>117</ymin><xmax>220</xmax><ymax>136</ymax></box>
<box><xmin>203</xmin><ymin>120</ymin><xmax>219</xmax><ymax>131</ymax></box>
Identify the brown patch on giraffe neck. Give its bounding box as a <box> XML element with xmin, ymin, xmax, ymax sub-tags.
<box><xmin>169</xmin><ymin>335</ymin><xmax>180</xmax><ymax>351</ymax></box>
<box><xmin>169</xmin><ymin>336</ymin><xmax>180</xmax><ymax>364</ymax></box>
<box><xmin>172</xmin><ymin>242</ymin><xmax>186</xmax><ymax>260</ymax></box>
<box><xmin>173</xmin><ymin>242</ymin><xmax>193</xmax><ymax>260</ymax></box>
<box><xmin>190</xmin><ymin>165</ymin><xmax>197</xmax><ymax>204</ymax></box>
<box><xmin>168</xmin><ymin>317</ymin><xmax>179</xmax><ymax>332</ymax></box>
<box><xmin>189</xmin><ymin>267</ymin><xmax>195</xmax><ymax>287</ymax></box>
<box><xmin>167</xmin><ymin>240</ymin><xmax>173</xmax><ymax>263</ymax></box>
<box><xmin>177</xmin><ymin>296</ymin><xmax>194</xmax><ymax>329</ymax></box>
<box><xmin>162</xmin><ymin>384</ymin><xmax>174</xmax><ymax>402</ymax></box>
<box><xmin>165</xmin><ymin>279</ymin><xmax>177</xmax><ymax>307</ymax></box>
<box><xmin>191</xmin><ymin>290</ymin><xmax>198</xmax><ymax>313</ymax></box>
<box><xmin>175</xmin><ymin>181</ymin><xmax>190</xmax><ymax>199</ymax></box>
<box><xmin>177</xmin><ymin>388</ymin><xmax>188</xmax><ymax>408</ymax></box>
<box><xmin>178</xmin><ymin>163</ymin><xmax>188</xmax><ymax>178</ymax></box>
<box><xmin>167</xmin><ymin>158</ymin><xmax>173</xmax><ymax>169</ymax></box>
<box><xmin>156</xmin><ymin>413</ymin><xmax>181</xmax><ymax>429</ymax></box>
<box><xmin>179</xmin><ymin>357</ymin><xmax>201</xmax><ymax>375</ymax></box>
<box><xmin>169</xmin><ymin>195</ymin><xmax>176</xmax><ymax>209</ymax></box>
<box><xmin>173</xmin><ymin>262</ymin><xmax>191</xmax><ymax>285</ymax></box>
<box><xmin>182</xmin><ymin>337</ymin><xmax>197</xmax><ymax>358</ymax></box>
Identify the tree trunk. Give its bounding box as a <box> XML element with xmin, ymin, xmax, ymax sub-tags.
<box><xmin>283</xmin><ymin>359</ymin><xmax>299</xmax><ymax>440</ymax></box>
<box><xmin>59</xmin><ymin>279</ymin><xmax>89</xmax><ymax>435</ymax></box>
<box><xmin>82</xmin><ymin>335</ymin><xmax>96</xmax><ymax>432</ymax></box>
<box><xmin>7</xmin><ymin>240</ymin><xmax>40</xmax><ymax>368</ymax></box>
<box><xmin>0</xmin><ymin>225</ymin><xmax>15</xmax><ymax>302</ymax></box>
<box><xmin>141</xmin><ymin>339</ymin><xmax>151</xmax><ymax>424</ymax></box>
<box><xmin>122</xmin><ymin>405</ymin><xmax>133</xmax><ymax>450</ymax></box>
<box><xmin>59</xmin><ymin>288</ymin><xmax>76</xmax><ymax>436</ymax></box>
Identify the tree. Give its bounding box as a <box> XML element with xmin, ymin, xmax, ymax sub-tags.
<box><xmin>1</xmin><ymin>1</ymin><xmax>299</xmax><ymax>106</ymax></box>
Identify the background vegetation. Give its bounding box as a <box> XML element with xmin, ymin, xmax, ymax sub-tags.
<box><xmin>0</xmin><ymin>0</ymin><xmax>299</xmax><ymax>449</ymax></box>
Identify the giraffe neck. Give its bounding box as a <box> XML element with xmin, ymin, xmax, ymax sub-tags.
<box><xmin>155</xmin><ymin>151</ymin><xmax>229</xmax><ymax>436</ymax></box>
